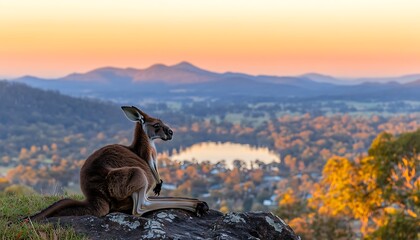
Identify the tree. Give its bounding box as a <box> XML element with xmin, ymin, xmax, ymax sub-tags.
<box><xmin>310</xmin><ymin>130</ymin><xmax>420</xmax><ymax>238</ymax></box>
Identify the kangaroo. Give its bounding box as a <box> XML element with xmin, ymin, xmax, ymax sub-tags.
<box><xmin>29</xmin><ymin>106</ymin><xmax>209</xmax><ymax>221</ymax></box>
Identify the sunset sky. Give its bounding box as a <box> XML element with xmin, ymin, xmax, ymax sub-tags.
<box><xmin>1</xmin><ymin>0</ymin><xmax>419</xmax><ymax>78</ymax></box>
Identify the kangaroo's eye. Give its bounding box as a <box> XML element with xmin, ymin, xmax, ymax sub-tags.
<box><xmin>153</xmin><ymin>123</ymin><xmax>161</xmax><ymax>128</ymax></box>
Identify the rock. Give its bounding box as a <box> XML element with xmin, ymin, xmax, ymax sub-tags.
<box><xmin>47</xmin><ymin>209</ymin><xmax>300</xmax><ymax>240</ymax></box>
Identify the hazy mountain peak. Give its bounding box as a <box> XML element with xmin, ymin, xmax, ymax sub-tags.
<box><xmin>301</xmin><ymin>73</ymin><xmax>341</xmax><ymax>84</ymax></box>
<box><xmin>171</xmin><ymin>61</ymin><xmax>219</xmax><ymax>76</ymax></box>
<box><xmin>61</xmin><ymin>66</ymin><xmax>138</xmax><ymax>83</ymax></box>
<box><xmin>129</xmin><ymin>61</ymin><xmax>220</xmax><ymax>84</ymax></box>
<box><xmin>88</xmin><ymin>66</ymin><xmax>124</xmax><ymax>72</ymax></box>
<box><xmin>173</xmin><ymin>61</ymin><xmax>194</xmax><ymax>67</ymax></box>
<box><xmin>148</xmin><ymin>63</ymin><xmax>169</xmax><ymax>70</ymax></box>
<box><xmin>172</xmin><ymin>61</ymin><xmax>200</xmax><ymax>71</ymax></box>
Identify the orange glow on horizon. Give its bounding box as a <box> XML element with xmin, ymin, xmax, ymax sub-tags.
<box><xmin>1</xmin><ymin>0</ymin><xmax>419</xmax><ymax>78</ymax></box>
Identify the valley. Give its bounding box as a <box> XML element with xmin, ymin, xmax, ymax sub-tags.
<box><xmin>1</xmin><ymin>71</ymin><xmax>419</xmax><ymax>238</ymax></box>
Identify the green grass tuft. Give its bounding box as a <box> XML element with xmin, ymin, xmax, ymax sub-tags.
<box><xmin>0</xmin><ymin>193</ymin><xmax>86</xmax><ymax>239</ymax></box>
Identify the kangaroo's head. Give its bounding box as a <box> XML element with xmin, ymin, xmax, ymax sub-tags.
<box><xmin>121</xmin><ymin>106</ymin><xmax>173</xmax><ymax>141</ymax></box>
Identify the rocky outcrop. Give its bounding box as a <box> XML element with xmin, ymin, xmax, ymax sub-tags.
<box><xmin>47</xmin><ymin>209</ymin><xmax>300</xmax><ymax>240</ymax></box>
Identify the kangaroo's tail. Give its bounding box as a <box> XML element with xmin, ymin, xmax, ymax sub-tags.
<box><xmin>28</xmin><ymin>198</ymin><xmax>92</xmax><ymax>221</ymax></box>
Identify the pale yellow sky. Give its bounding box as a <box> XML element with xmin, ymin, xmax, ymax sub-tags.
<box><xmin>0</xmin><ymin>0</ymin><xmax>419</xmax><ymax>78</ymax></box>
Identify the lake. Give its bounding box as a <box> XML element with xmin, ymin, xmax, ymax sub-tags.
<box><xmin>170</xmin><ymin>142</ymin><xmax>281</xmax><ymax>169</ymax></box>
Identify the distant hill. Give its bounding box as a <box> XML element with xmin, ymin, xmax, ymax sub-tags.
<box><xmin>340</xmin><ymin>74</ymin><xmax>420</xmax><ymax>84</ymax></box>
<box><xmin>132</xmin><ymin>62</ymin><xmax>219</xmax><ymax>83</ymax></box>
<box><xmin>302</xmin><ymin>73</ymin><xmax>420</xmax><ymax>85</ymax></box>
<box><xmin>0</xmin><ymin>81</ymin><xmax>124</xmax><ymax>127</ymax></box>
<box><xmin>0</xmin><ymin>81</ymin><xmax>130</xmax><ymax>157</ymax></box>
<box><xmin>300</xmin><ymin>73</ymin><xmax>344</xmax><ymax>84</ymax></box>
<box><xmin>12</xmin><ymin>62</ymin><xmax>331</xmax><ymax>101</ymax></box>
<box><xmin>9</xmin><ymin>62</ymin><xmax>420</xmax><ymax>102</ymax></box>
<box><xmin>405</xmin><ymin>78</ymin><xmax>420</xmax><ymax>86</ymax></box>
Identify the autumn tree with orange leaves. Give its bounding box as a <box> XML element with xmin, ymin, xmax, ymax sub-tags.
<box><xmin>310</xmin><ymin>130</ymin><xmax>420</xmax><ymax>239</ymax></box>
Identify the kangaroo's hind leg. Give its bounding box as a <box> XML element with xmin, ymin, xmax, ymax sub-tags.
<box><xmin>106</xmin><ymin>167</ymin><xmax>209</xmax><ymax>216</ymax></box>
<box><xmin>106</xmin><ymin>167</ymin><xmax>148</xmax><ymax>213</ymax></box>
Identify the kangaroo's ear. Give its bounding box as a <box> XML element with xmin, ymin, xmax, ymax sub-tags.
<box><xmin>121</xmin><ymin>106</ymin><xmax>144</xmax><ymax>123</ymax></box>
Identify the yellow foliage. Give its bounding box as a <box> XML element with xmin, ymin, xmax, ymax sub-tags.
<box><xmin>288</xmin><ymin>217</ymin><xmax>309</xmax><ymax>235</ymax></box>
<box><xmin>220</xmin><ymin>206</ymin><xmax>229</xmax><ymax>214</ymax></box>
<box><xmin>312</xmin><ymin>150</ymin><xmax>420</xmax><ymax>237</ymax></box>
<box><xmin>279</xmin><ymin>188</ymin><xmax>297</xmax><ymax>206</ymax></box>
<box><xmin>384</xmin><ymin>207</ymin><xmax>397</xmax><ymax>215</ymax></box>
<box><xmin>0</xmin><ymin>177</ymin><xmax>9</xmax><ymax>184</ymax></box>
<box><xmin>406</xmin><ymin>209</ymin><xmax>417</xmax><ymax>218</ymax></box>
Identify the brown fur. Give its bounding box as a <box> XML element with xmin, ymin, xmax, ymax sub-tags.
<box><xmin>29</xmin><ymin>118</ymin><xmax>160</xmax><ymax>220</ymax></box>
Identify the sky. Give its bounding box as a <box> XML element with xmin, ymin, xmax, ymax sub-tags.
<box><xmin>0</xmin><ymin>0</ymin><xmax>419</xmax><ymax>78</ymax></box>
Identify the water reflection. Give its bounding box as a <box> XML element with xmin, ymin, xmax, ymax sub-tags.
<box><xmin>170</xmin><ymin>142</ymin><xmax>281</xmax><ymax>169</ymax></box>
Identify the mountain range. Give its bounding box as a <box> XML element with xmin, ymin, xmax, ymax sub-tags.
<box><xmin>7</xmin><ymin>62</ymin><xmax>420</xmax><ymax>102</ymax></box>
